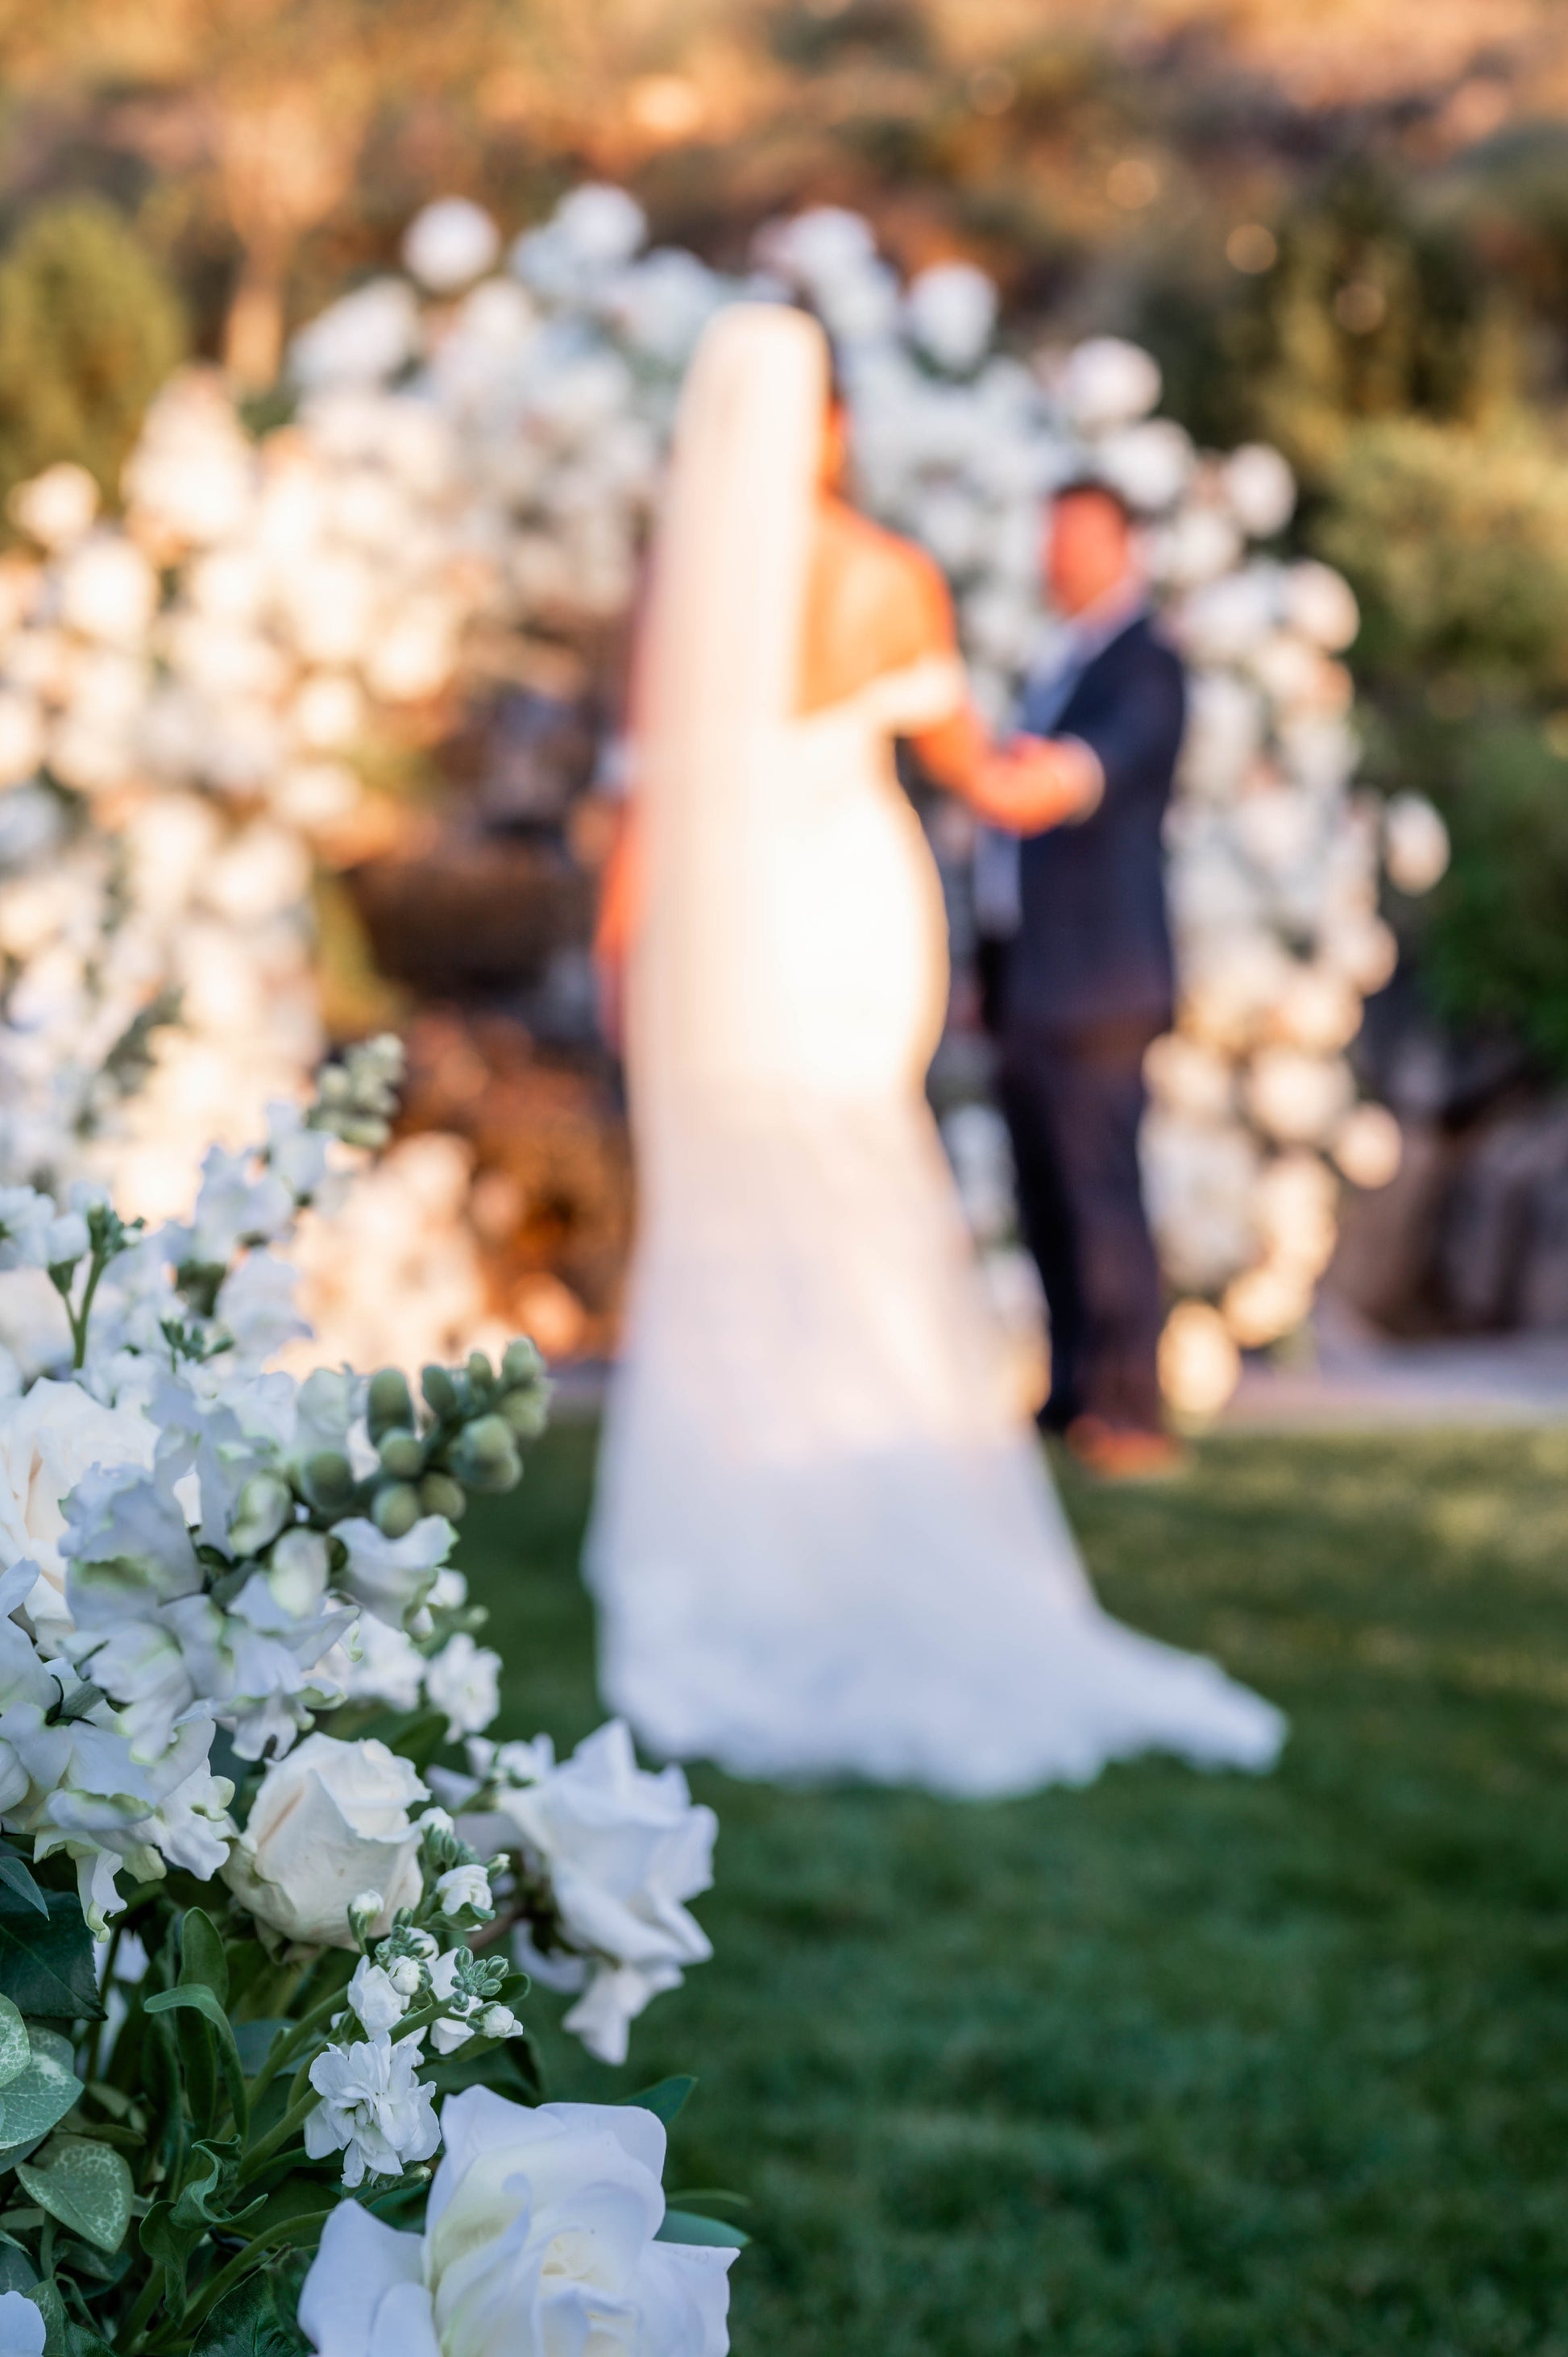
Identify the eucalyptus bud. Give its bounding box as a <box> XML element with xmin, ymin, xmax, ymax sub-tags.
<box><xmin>302</xmin><ymin>1450</ymin><xmax>355</xmax><ymax>1513</ymax></box>
<box><xmin>499</xmin><ymin>1386</ymin><xmax>550</xmax><ymax>1441</ymax></box>
<box><xmin>421</xmin><ymin>1365</ymin><xmax>461</xmax><ymax>1420</ymax></box>
<box><xmin>367</xmin><ymin>1368</ymin><xmax>416</xmax><ymax>1442</ymax></box>
<box><xmin>379</xmin><ymin>1430</ymin><xmax>425</xmax><ymax>1479</ymax></box>
<box><xmin>452</xmin><ymin>1414</ymin><xmax>521</xmax><ymax>1493</ymax></box>
<box><xmin>501</xmin><ymin>1337</ymin><xmax>543</xmax><ymax>1390</ymax></box>
<box><xmin>419</xmin><ymin>1471</ymin><xmax>467</xmax><ymax>1522</ymax></box>
<box><xmin>372</xmin><ymin>1482</ymin><xmax>422</xmax><ymax>1540</ymax></box>
<box><xmin>228</xmin><ymin>1472</ymin><xmax>292</xmax><ymax>1557</ymax></box>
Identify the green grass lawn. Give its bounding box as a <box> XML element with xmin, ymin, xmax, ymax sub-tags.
<box><xmin>458</xmin><ymin>1421</ymin><xmax>1568</xmax><ymax>2356</ymax></box>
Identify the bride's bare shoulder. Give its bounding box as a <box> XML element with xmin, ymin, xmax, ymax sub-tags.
<box><xmin>799</xmin><ymin>500</ymin><xmax>956</xmax><ymax>712</ymax></box>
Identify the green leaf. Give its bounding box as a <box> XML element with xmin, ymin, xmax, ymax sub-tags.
<box><xmin>189</xmin><ymin>2270</ymin><xmax>297</xmax><ymax>2357</ymax></box>
<box><xmin>0</xmin><ymin>2027</ymin><xmax>85</xmax><ymax>2164</ymax></box>
<box><xmin>0</xmin><ymin>1892</ymin><xmax>102</xmax><ymax>2021</ymax></box>
<box><xmin>656</xmin><ymin>2210</ymin><xmax>749</xmax><ymax>2248</ymax></box>
<box><xmin>230</xmin><ymin>2022</ymin><xmax>290</xmax><ymax>2077</ymax></box>
<box><xmin>145</xmin><ymin>1986</ymin><xmax>247</xmax><ymax>2134</ymax></box>
<box><xmin>0</xmin><ymin>2232</ymin><xmax>36</xmax><ymax>2291</ymax></box>
<box><xmin>624</xmin><ymin>2075</ymin><xmax>695</xmax><ymax>2127</ymax></box>
<box><xmin>30</xmin><ymin>2277</ymin><xmax>65</xmax><ymax>2357</ymax></box>
<box><xmin>388</xmin><ymin>1709</ymin><xmax>449</xmax><ymax>1776</ymax></box>
<box><xmin>421</xmin><ymin>2031</ymin><xmax>542</xmax><ymax>2105</ymax></box>
<box><xmin>0</xmin><ymin>1995</ymin><xmax>31</xmax><ymax>2090</ymax></box>
<box><xmin>180</xmin><ymin>1910</ymin><xmax>230</xmax><ymax>2006</ymax></box>
<box><xmin>0</xmin><ymin>1850</ymin><xmax>48</xmax><ymax>1921</ymax></box>
<box><xmin>17</xmin><ymin>2136</ymin><xmax>132</xmax><ymax>2255</ymax></box>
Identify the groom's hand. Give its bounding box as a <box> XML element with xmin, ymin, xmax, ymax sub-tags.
<box><xmin>969</xmin><ymin>734</ymin><xmax>1103</xmax><ymax>834</ymax></box>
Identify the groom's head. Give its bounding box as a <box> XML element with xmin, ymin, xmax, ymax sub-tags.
<box><xmin>1044</xmin><ymin>478</ymin><xmax>1141</xmax><ymax>618</ymax></box>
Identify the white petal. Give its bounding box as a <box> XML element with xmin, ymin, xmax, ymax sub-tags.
<box><xmin>298</xmin><ymin>2201</ymin><xmax>421</xmax><ymax>2357</ymax></box>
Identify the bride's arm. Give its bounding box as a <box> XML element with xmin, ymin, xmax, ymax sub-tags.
<box><xmin>898</xmin><ymin>555</ymin><xmax>1100</xmax><ymax>831</ymax></box>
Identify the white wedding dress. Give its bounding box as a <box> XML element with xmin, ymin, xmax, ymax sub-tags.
<box><xmin>586</xmin><ymin>305</ymin><xmax>1284</xmax><ymax>1798</ymax></box>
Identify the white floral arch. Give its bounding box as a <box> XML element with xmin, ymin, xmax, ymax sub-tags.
<box><xmin>0</xmin><ymin>185</ymin><xmax>1450</xmax><ymax>1413</ymax></box>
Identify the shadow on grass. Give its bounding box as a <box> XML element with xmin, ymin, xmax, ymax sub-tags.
<box><xmin>456</xmin><ymin>1420</ymin><xmax>1568</xmax><ymax>2357</ymax></box>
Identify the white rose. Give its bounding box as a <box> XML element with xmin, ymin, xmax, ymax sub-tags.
<box><xmin>222</xmin><ymin>1734</ymin><xmax>428</xmax><ymax>1948</ymax></box>
<box><xmin>0</xmin><ymin>1380</ymin><xmax>155</xmax><ymax>1641</ymax></box>
<box><xmin>298</xmin><ymin>2089</ymin><xmax>736</xmax><ymax>2357</ymax></box>
<box><xmin>497</xmin><ymin>1720</ymin><xmax>716</xmax><ymax>2067</ymax></box>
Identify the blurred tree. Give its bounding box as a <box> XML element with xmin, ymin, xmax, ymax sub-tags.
<box><xmin>0</xmin><ymin>196</ymin><xmax>187</xmax><ymax>506</ymax></box>
<box><xmin>1315</xmin><ymin>413</ymin><xmax>1568</xmax><ymax>697</ymax></box>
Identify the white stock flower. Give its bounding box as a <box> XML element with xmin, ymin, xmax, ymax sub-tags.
<box><xmin>304</xmin><ymin>2030</ymin><xmax>440</xmax><ymax>2189</ymax></box>
<box><xmin>223</xmin><ymin>1733</ymin><xmax>428</xmax><ymax>1947</ymax></box>
<box><xmin>0</xmin><ymin>1380</ymin><xmax>155</xmax><ymax>1641</ymax></box>
<box><xmin>435</xmin><ymin>1862</ymin><xmax>491</xmax><ymax>1917</ymax></box>
<box><xmin>497</xmin><ymin>1720</ymin><xmax>716</xmax><ymax>2067</ymax></box>
<box><xmin>330</xmin><ymin>1514</ymin><xmax>454</xmax><ymax>1627</ymax></box>
<box><xmin>180</xmin><ymin>1145</ymin><xmax>294</xmax><ymax>1268</ymax></box>
<box><xmin>321</xmin><ymin>1611</ymin><xmax>426</xmax><ymax>1712</ymax></box>
<box><xmin>298</xmin><ymin>2089</ymin><xmax>736</xmax><ymax>2357</ymax></box>
<box><xmin>425</xmin><ymin>1631</ymin><xmax>501</xmax><ymax>1739</ymax></box>
<box><xmin>0</xmin><ymin>1190</ymin><xmax>59</xmax><ymax>1272</ymax></box>
<box><xmin>349</xmin><ymin>1957</ymin><xmax>411</xmax><ymax>2035</ymax></box>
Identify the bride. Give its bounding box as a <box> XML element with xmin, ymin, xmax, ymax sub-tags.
<box><xmin>586</xmin><ymin>304</ymin><xmax>1283</xmax><ymax>1797</ymax></box>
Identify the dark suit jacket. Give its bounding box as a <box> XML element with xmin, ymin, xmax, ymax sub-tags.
<box><xmin>1001</xmin><ymin>611</ymin><xmax>1184</xmax><ymax>1041</ymax></box>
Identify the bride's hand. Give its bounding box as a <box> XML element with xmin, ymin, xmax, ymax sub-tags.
<box><xmin>968</xmin><ymin>735</ymin><xmax>1102</xmax><ymax>834</ymax></box>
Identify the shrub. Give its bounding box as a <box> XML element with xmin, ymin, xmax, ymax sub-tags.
<box><xmin>0</xmin><ymin>196</ymin><xmax>187</xmax><ymax>512</ymax></box>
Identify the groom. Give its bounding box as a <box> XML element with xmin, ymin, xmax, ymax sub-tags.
<box><xmin>981</xmin><ymin>477</ymin><xmax>1185</xmax><ymax>1477</ymax></box>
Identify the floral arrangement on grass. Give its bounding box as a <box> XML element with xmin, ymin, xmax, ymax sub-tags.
<box><xmin>0</xmin><ymin>1036</ymin><xmax>733</xmax><ymax>2357</ymax></box>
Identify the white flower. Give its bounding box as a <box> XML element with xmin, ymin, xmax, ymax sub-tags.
<box><xmin>290</xmin><ymin>280</ymin><xmax>421</xmax><ymax>389</ymax></box>
<box><xmin>0</xmin><ymin>1380</ymin><xmax>155</xmax><ymax>1641</ymax></box>
<box><xmin>319</xmin><ymin>1612</ymin><xmax>425</xmax><ymax>1710</ymax></box>
<box><xmin>1222</xmin><ymin>442</ymin><xmax>1296</xmax><ymax>537</ymax></box>
<box><xmin>904</xmin><ymin>262</ymin><xmax>997</xmax><ymax>373</ymax></box>
<box><xmin>497</xmin><ymin>1720</ymin><xmax>716</xmax><ymax>2067</ymax></box>
<box><xmin>403</xmin><ymin>198</ymin><xmax>501</xmax><ymax>293</ymax></box>
<box><xmin>1060</xmin><ymin>335</ymin><xmax>1161</xmax><ymax>429</ymax></box>
<box><xmin>304</xmin><ymin>2030</ymin><xmax>441</xmax><ymax>2189</ymax></box>
<box><xmin>554</xmin><ymin>185</ymin><xmax>648</xmax><ymax>267</ymax></box>
<box><xmin>424</xmin><ymin>1631</ymin><xmax>500</xmax><ymax>1739</ymax></box>
<box><xmin>298</xmin><ymin>2089</ymin><xmax>736</xmax><ymax>2357</ymax></box>
<box><xmin>1383</xmin><ymin>793</ymin><xmax>1450</xmax><ymax>896</ymax></box>
<box><xmin>0</xmin><ymin>1190</ymin><xmax>59</xmax><ymax>1272</ymax></box>
<box><xmin>425</xmin><ymin>1946</ymin><xmax>468</xmax><ymax>2007</ymax></box>
<box><xmin>214</xmin><ymin>1251</ymin><xmax>307</xmax><ymax>1365</ymax></box>
<box><xmin>223</xmin><ymin>1734</ymin><xmax>428</xmax><ymax>1948</ymax></box>
<box><xmin>10</xmin><ymin>462</ymin><xmax>98</xmax><ymax>549</ymax></box>
<box><xmin>349</xmin><ymin>1957</ymin><xmax>410</xmax><ymax>2035</ymax></box>
<box><xmin>477</xmin><ymin>2004</ymin><xmax>521</xmax><ymax>2040</ymax></box>
<box><xmin>435</xmin><ymin>1862</ymin><xmax>491</xmax><ymax>1917</ymax></box>
<box><xmin>181</xmin><ymin>1145</ymin><xmax>294</xmax><ymax>1268</ymax></box>
<box><xmin>0</xmin><ymin>2292</ymin><xmax>43</xmax><ymax>2357</ymax></box>
<box><xmin>429</xmin><ymin>2017</ymin><xmax>474</xmax><ymax>2056</ymax></box>
<box><xmin>330</xmin><ymin>1513</ymin><xmax>454</xmax><ymax>1627</ymax></box>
